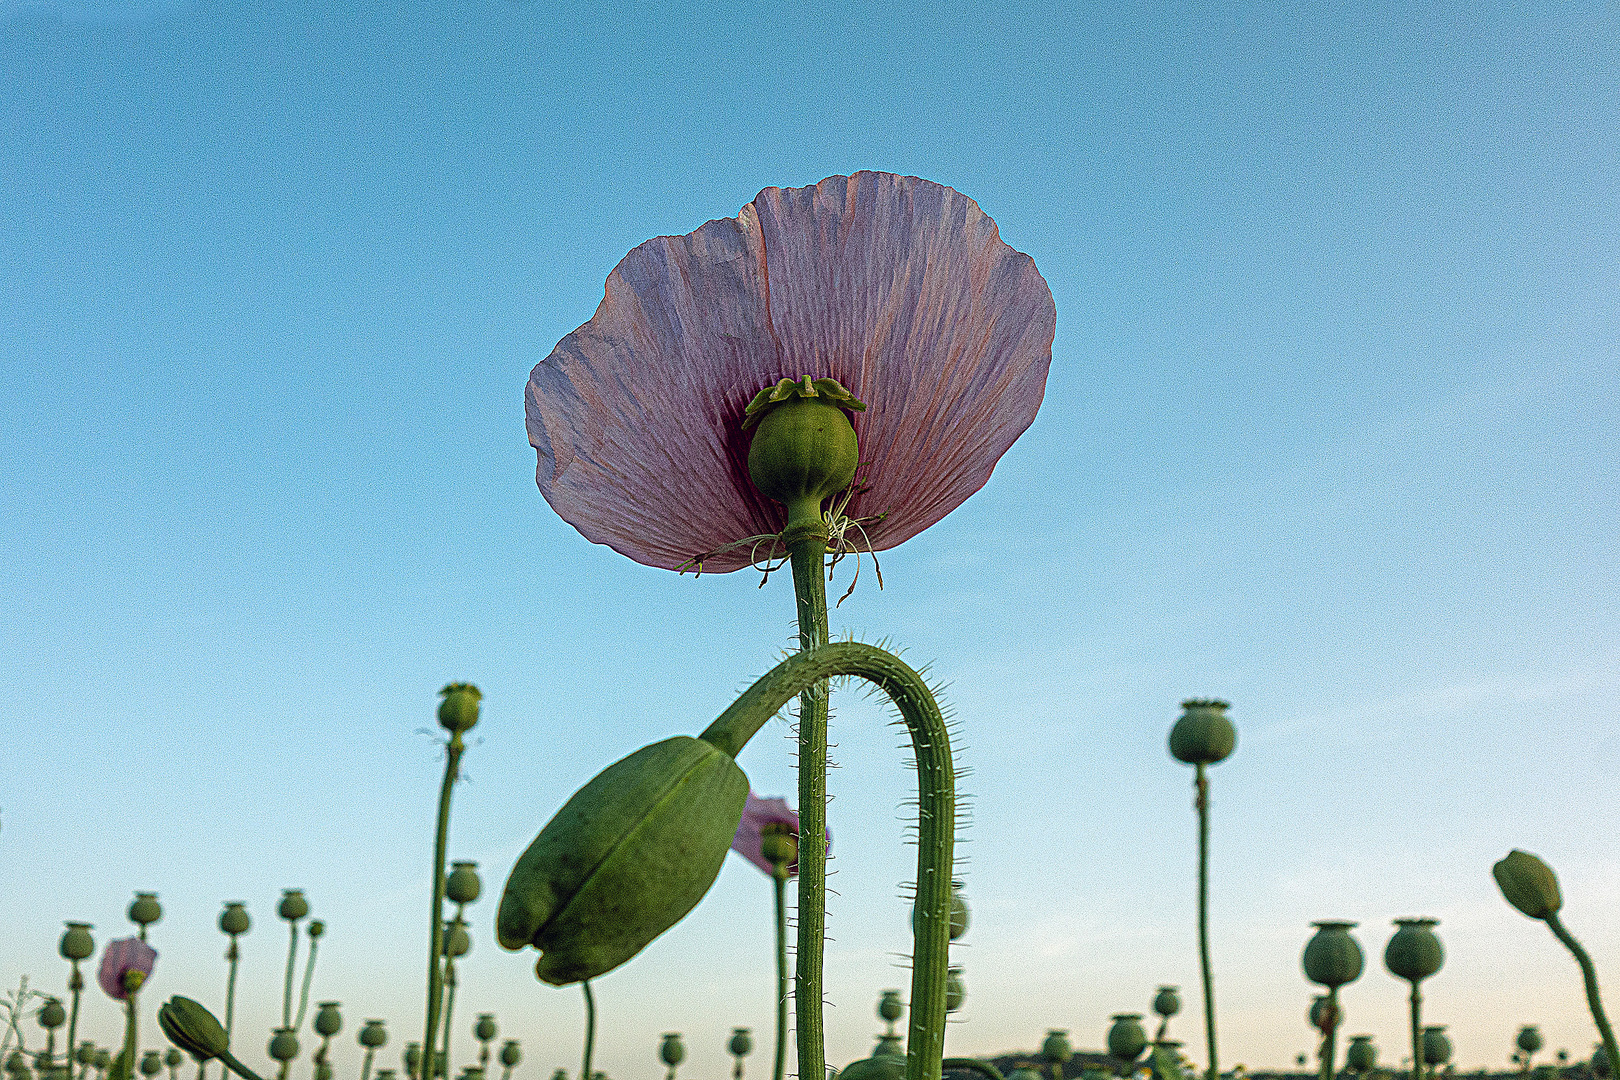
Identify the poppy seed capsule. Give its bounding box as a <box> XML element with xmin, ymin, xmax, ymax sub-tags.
<box><xmin>1169</xmin><ymin>700</ymin><xmax>1236</xmax><ymax>765</ymax></box>
<box><xmin>728</xmin><ymin>1030</ymin><xmax>752</xmax><ymax>1059</ymax></box>
<box><xmin>1423</xmin><ymin>1027</ymin><xmax>1452</xmax><ymax>1066</ymax></box>
<box><xmin>474</xmin><ymin>1016</ymin><xmax>497</xmax><ymax>1044</ymax></box>
<box><xmin>1153</xmin><ymin>987</ymin><xmax>1181</xmax><ymax>1019</ymax></box>
<box><xmin>500</xmin><ymin>1043</ymin><xmax>521</xmax><ymax>1069</ymax></box>
<box><xmin>1345</xmin><ymin>1036</ymin><xmax>1377</xmax><ymax>1073</ymax></box>
<box><xmin>278</xmin><ymin>890</ymin><xmax>309</xmax><ymax>922</ymax></box>
<box><xmin>38</xmin><ymin>999</ymin><xmax>65</xmax><ymax>1030</ymax></box>
<box><xmin>1108</xmin><ymin>1015</ymin><xmax>1148</xmax><ymax>1063</ymax></box>
<box><xmin>945</xmin><ymin>967</ymin><xmax>965</xmax><ymax>1013</ymax></box>
<box><xmin>1042</xmin><ymin>1031</ymin><xmax>1073</xmax><ymax>1065</ymax></box>
<box><xmin>1493</xmin><ymin>850</ymin><xmax>1563</xmax><ymax>919</ymax></box>
<box><xmin>1303</xmin><ymin>921</ymin><xmax>1365</xmax><ymax>988</ymax></box>
<box><xmin>268</xmin><ymin>1031</ymin><xmax>299</xmax><ymax>1063</ymax></box>
<box><xmin>447</xmin><ymin>863</ymin><xmax>482</xmax><ymax>906</ymax></box>
<box><xmin>876</xmin><ymin>990</ymin><xmax>904</xmax><ymax>1023</ymax></box>
<box><xmin>165</xmin><ymin>1049</ymin><xmax>182</xmax><ymax>1070</ymax></box>
<box><xmin>60</xmin><ymin>923</ymin><xmax>94</xmax><ymax>962</ymax></box>
<box><xmin>314</xmin><ymin>1003</ymin><xmax>342</xmax><ymax>1038</ymax></box>
<box><xmin>497</xmin><ymin>735</ymin><xmax>748</xmax><ymax>985</ymax></box>
<box><xmin>659</xmin><ymin>1035</ymin><xmax>685</xmax><ymax>1068</ymax></box>
<box><xmin>438</xmin><ymin>684</ymin><xmax>482</xmax><ymax>735</ymax></box>
<box><xmin>1518</xmin><ymin>1027</ymin><xmax>1544</xmax><ymax>1055</ymax></box>
<box><xmin>128</xmin><ymin>894</ymin><xmax>162</xmax><ymax>929</ymax></box>
<box><xmin>1384</xmin><ymin>918</ymin><xmax>1444</xmax><ymax>983</ymax></box>
<box><xmin>838</xmin><ymin>1057</ymin><xmax>905</xmax><ymax>1080</ymax></box>
<box><xmin>218</xmin><ymin>903</ymin><xmax>250</xmax><ymax>937</ymax></box>
<box><xmin>359</xmin><ymin>1022</ymin><xmax>388</xmax><ymax>1050</ymax></box>
<box><xmin>140</xmin><ymin>1053</ymin><xmax>162</xmax><ymax>1078</ymax></box>
<box><xmin>744</xmin><ymin>379</ymin><xmax>864</xmax><ymax>530</ymax></box>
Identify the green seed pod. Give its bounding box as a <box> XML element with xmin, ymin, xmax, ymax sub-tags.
<box><xmin>1494</xmin><ymin>851</ymin><xmax>1563</xmax><ymax>920</ymax></box>
<box><xmin>945</xmin><ymin>967</ymin><xmax>965</xmax><ymax>1013</ymax></box>
<box><xmin>659</xmin><ymin>1034</ymin><xmax>685</xmax><ymax>1069</ymax></box>
<box><xmin>1422</xmin><ymin>1027</ymin><xmax>1452</xmax><ymax>1066</ymax></box>
<box><xmin>1108</xmin><ymin>1015</ymin><xmax>1148</xmax><ymax>1064</ymax></box>
<box><xmin>447</xmin><ymin>863</ymin><xmax>483</xmax><ymax>907</ymax></box>
<box><xmin>377</xmin><ymin>1072</ymin><xmax>398</xmax><ymax>1080</ymax></box>
<box><xmin>279</xmin><ymin>890</ymin><xmax>309</xmax><ymax>922</ymax></box>
<box><xmin>1303</xmin><ymin>921</ymin><xmax>1365</xmax><ymax>989</ymax></box>
<box><xmin>94</xmin><ymin>1050</ymin><xmax>111</xmax><ymax>1070</ymax></box>
<box><xmin>1042</xmin><ymin>1031</ymin><xmax>1073</xmax><ymax>1065</ymax></box>
<box><xmin>268</xmin><ymin>1030</ymin><xmax>300</xmax><ymax>1063</ymax></box>
<box><xmin>308</xmin><ymin>920</ymin><xmax>325</xmax><ymax>940</ymax></box>
<box><xmin>38</xmin><ymin>999</ymin><xmax>65</xmax><ymax>1031</ymax></box>
<box><xmin>500</xmin><ymin>1043</ymin><xmax>522</xmax><ymax>1069</ymax></box>
<box><xmin>164</xmin><ymin>1050</ymin><xmax>181</xmax><ymax>1071</ymax></box>
<box><xmin>727</xmin><ymin>1031</ymin><xmax>752</xmax><ymax>1059</ymax></box>
<box><xmin>1593</xmin><ymin>1046</ymin><xmax>1612</xmax><ymax>1078</ymax></box>
<box><xmin>1153</xmin><ymin>987</ymin><xmax>1181</xmax><ymax>1019</ymax></box>
<box><xmin>838</xmin><ymin>1057</ymin><xmax>906</xmax><ymax>1080</ymax></box>
<box><xmin>1169</xmin><ymin>700</ymin><xmax>1236</xmax><ymax>765</ymax></box>
<box><xmin>128</xmin><ymin>893</ymin><xmax>162</xmax><ymax>929</ymax></box>
<box><xmin>744</xmin><ymin>379</ymin><xmax>865</xmax><ymax>526</ymax></box>
<box><xmin>877</xmin><ymin>990</ymin><xmax>904</xmax><ymax>1024</ymax></box>
<box><xmin>60</xmin><ymin>923</ymin><xmax>94</xmax><ymax>962</ymax></box>
<box><xmin>314</xmin><ymin>1003</ymin><xmax>342</xmax><ymax>1038</ymax></box>
<box><xmin>497</xmin><ymin>736</ymin><xmax>748</xmax><ymax>985</ymax></box>
<box><xmin>1384</xmin><ymin>918</ymin><xmax>1444</xmax><ymax>983</ymax></box>
<box><xmin>438</xmin><ymin>684</ymin><xmax>482</xmax><ymax>735</ymax></box>
<box><xmin>76</xmin><ymin>1046</ymin><xmax>96</xmax><ymax>1068</ymax></box>
<box><xmin>910</xmin><ymin>885</ymin><xmax>970</xmax><ymax>941</ymax></box>
<box><xmin>474</xmin><ymin>1016</ymin><xmax>497</xmax><ymax>1044</ymax></box>
<box><xmin>315</xmin><ymin>1063</ymin><xmax>333</xmax><ymax>1080</ymax></box>
<box><xmin>218</xmin><ymin>903</ymin><xmax>250</xmax><ymax>937</ymax></box>
<box><xmin>139</xmin><ymin>1053</ymin><xmax>162</xmax><ymax>1078</ymax></box>
<box><xmin>1007</xmin><ymin>1067</ymin><xmax>1045</xmax><ymax>1080</ymax></box>
<box><xmin>1346</xmin><ymin>1036</ymin><xmax>1377</xmax><ymax>1073</ymax></box>
<box><xmin>359</xmin><ymin>1021</ymin><xmax>388</xmax><ymax>1050</ymax></box>
<box><xmin>872</xmin><ymin>1037</ymin><xmax>904</xmax><ymax>1060</ymax></box>
<box><xmin>157</xmin><ymin>998</ymin><xmax>229</xmax><ymax>1063</ymax></box>
<box><xmin>443</xmin><ymin>921</ymin><xmax>471</xmax><ymax>958</ymax></box>
<box><xmin>1518</xmin><ymin>1027</ymin><xmax>1544</xmax><ymax>1055</ymax></box>
<box><xmin>404</xmin><ymin>1045</ymin><xmax>422</xmax><ymax>1076</ymax></box>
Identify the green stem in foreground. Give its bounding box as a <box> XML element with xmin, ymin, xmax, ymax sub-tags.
<box><xmin>784</xmin><ymin>510</ymin><xmax>830</xmax><ymax>1080</ymax></box>
<box><xmin>1194</xmin><ymin>764</ymin><xmax>1217</xmax><ymax>1080</ymax></box>
<box><xmin>773</xmin><ymin>872</ymin><xmax>789</xmax><ymax>1080</ymax></box>
<box><xmin>1318</xmin><ymin>989</ymin><xmax>1339</xmax><ymax>1080</ymax></box>
<box><xmin>1407</xmin><ymin>983</ymin><xmax>1423</xmax><ymax>1080</ymax></box>
<box><xmin>700</xmin><ymin>640</ymin><xmax>957</xmax><ymax>1080</ymax></box>
<box><xmin>1546</xmin><ymin>913</ymin><xmax>1620</xmax><ymax>1079</ymax></box>
<box><xmin>580</xmin><ymin>981</ymin><xmax>596</xmax><ymax>1080</ymax></box>
<box><xmin>421</xmin><ymin>734</ymin><xmax>466</xmax><ymax>1080</ymax></box>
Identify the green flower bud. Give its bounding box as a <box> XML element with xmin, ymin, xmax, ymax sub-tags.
<box><xmin>268</xmin><ymin>1030</ymin><xmax>300</xmax><ymax>1063</ymax></box>
<box><xmin>308</xmin><ymin>920</ymin><xmax>325</xmax><ymax>940</ymax></box>
<box><xmin>38</xmin><ymin>999</ymin><xmax>65</xmax><ymax>1031</ymax></box>
<box><xmin>60</xmin><ymin>923</ymin><xmax>94</xmax><ymax>962</ymax></box>
<box><xmin>314</xmin><ymin>1003</ymin><xmax>342</xmax><ymax>1038</ymax></box>
<box><xmin>838</xmin><ymin>1057</ymin><xmax>905</xmax><ymax>1080</ymax></box>
<box><xmin>1518</xmin><ymin>1027</ymin><xmax>1544</xmax><ymax>1055</ymax></box>
<box><xmin>744</xmin><ymin>378</ymin><xmax>865</xmax><ymax>529</ymax></box>
<box><xmin>876</xmin><ymin>990</ymin><xmax>904</xmax><ymax>1024</ymax></box>
<box><xmin>1422</xmin><ymin>1027</ymin><xmax>1452</xmax><ymax>1066</ymax></box>
<box><xmin>359</xmin><ymin>1021</ymin><xmax>388</xmax><ymax>1050</ymax></box>
<box><xmin>497</xmin><ymin>736</ymin><xmax>748</xmax><ymax>985</ymax></box>
<box><xmin>157</xmin><ymin>998</ymin><xmax>229</xmax><ymax>1063</ymax></box>
<box><xmin>727</xmin><ymin>1031</ymin><xmax>752</xmax><ymax>1060</ymax></box>
<box><xmin>1042</xmin><ymin>1031</ymin><xmax>1073</xmax><ymax>1065</ymax></box>
<box><xmin>1345</xmin><ymin>1036</ymin><xmax>1377</xmax><ymax>1073</ymax></box>
<box><xmin>438</xmin><ymin>684</ymin><xmax>482</xmax><ymax>735</ymax></box>
<box><xmin>447</xmin><ymin>863</ymin><xmax>483</xmax><ymax>906</ymax></box>
<box><xmin>278</xmin><ymin>890</ymin><xmax>309</xmax><ymax>922</ymax></box>
<box><xmin>945</xmin><ymin>967</ymin><xmax>965</xmax><ymax>1013</ymax></box>
<box><xmin>218</xmin><ymin>903</ymin><xmax>250</xmax><ymax>937</ymax></box>
<box><xmin>658</xmin><ymin>1034</ymin><xmax>685</xmax><ymax>1069</ymax></box>
<box><xmin>1303</xmin><ymin>921</ymin><xmax>1365</xmax><ymax>989</ymax></box>
<box><xmin>139</xmin><ymin>1052</ymin><xmax>162</xmax><ymax>1078</ymax></box>
<box><xmin>759</xmin><ymin>826</ymin><xmax>797</xmax><ymax>871</ymax></box>
<box><xmin>128</xmin><ymin>893</ymin><xmax>162</xmax><ymax>929</ymax></box>
<box><xmin>500</xmin><ymin>1043</ymin><xmax>522</xmax><ymax>1069</ymax></box>
<box><xmin>1153</xmin><ymin>986</ymin><xmax>1181</xmax><ymax>1019</ymax></box>
<box><xmin>1169</xmin><ymin>700</ymin><xmax>1236</xmax><ymax>765</ymax></box>
<box><xmin>1493</xmin><ymin>850</ymin><xmax>1563</xmax><ymax>920</ymax></box>
<box><xmin>1108</xmin><ymin>1015</ymin><xmax>1148</xmax><ymax>1064</ymax></box>
<box><xmin>1384</xmin><ymin>918</ymin><xmax>1443</xmax><ymax>983</ymax></box>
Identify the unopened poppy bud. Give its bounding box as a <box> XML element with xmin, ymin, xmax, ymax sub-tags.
<box><xmin>497</xmin><ymin>735</ymin><xmax>747</xmax><ymax>985</ymax></box>
<box><xmin>447</xmin><ymin>863</ymin><xmax>482</xmax><ymax>906</ymax></box>
<box><xmin>438</xmin><ymin>684</ymin><xmax>482</xmax><ymax>735</ymax></box>
<box><xmin>744</xmin><ymin>378</ymin><xmax>865</xmax><ymax>531</ymax></box>
<box><xmin>1493</xmin><ymin>850</ymin><xmax>1563</xmax><ymax>920</ymax></box>
<box><xmin>157</xmin><ymin>998</ymin><xmax>229</xmax><ymax>1063</ymax></box>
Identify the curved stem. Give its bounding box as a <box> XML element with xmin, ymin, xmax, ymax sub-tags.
<box><xmin>1408</xmin><ymin>982</ymin><xmax>1423</xmax><ymax>1080</ymax></box>
<box><xmin>1318</xmin><ymin>989</ymin><xmax>1338</xmax><ymax>1080</ymax></box>
<box><xmin>1546</xmin><ymin>913</ymin><xmax>1620</xmax><ymax>1079</ymax></box>
<box><xmin>700</xmin><ymin>640</ymin><xmax>956</xmax><ymax>1080</ymax></box>
<box><xmin>422</xmin><ymin>735</ymin><xmax>466</xmax><ymax>1080</ymax></box>
<box><xmin>773</xmin><ymin>872</ymin><xmax>788</xmax><ymax>1080</ymax></box>
<box><xmin>942</xmin><ymin>1062</ymin><xmax>1006</xmax><ymax>1080</ymax></box>
<box><xmin>294</xmin><ymin>938</ymin><xmax>319</xmax><ymax>1031</ymax></box>
<box><xmin>580</xmin><ymin>981</ymin><xmax>596</xmax><ymax>1080</ymax></box>
<box><xmin>218</xmin><ymin>1051</ymin><xmax>271</xmax><ymax>1080</ymax></box>
<box><xmin>282</xmin><ymin>923</ymin><xmax>300</xmax><ymax>1030</ymax></box>
<box><xmin>1194</xmin><ymin>764</ymin><xmax>1217</xmax><ymax>1080</ymax></box>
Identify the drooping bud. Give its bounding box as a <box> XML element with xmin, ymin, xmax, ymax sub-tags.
<box><xmin>497</xmin><ymin>736</ymin><xmax>748</xmax><ymax>985</ymax></box>
<box><xmin>157</xmin><ymin>998</ymin><xmax>229</xmax><ymax>1063</ymax></box>
<box><xmin>1493</xmin><ymin>850</ymin><xmax>1563</xmax><ymax>920</ymax></box>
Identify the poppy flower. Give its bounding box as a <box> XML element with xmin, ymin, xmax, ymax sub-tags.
<box><xmin>728</xmin><ymin>792</ymin><xmax>828</xmax><ymax>877</ymax></box>
<box><xmin>526</xmin><ymin>170</ymin><xmax>1056</xmax><ymax>572</ymax></box>
<box><xmin>98</xmin><ymin>937</ymin><xmax>157</xmax><ymax>1000</ymax></box>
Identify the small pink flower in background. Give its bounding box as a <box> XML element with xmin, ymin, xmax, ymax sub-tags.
<box><xmin>97</xmin><ymin>937</ymin><xmax>156</xmax><ymax>999</ymax></box>
<box><xmin>730</xmin><ymin>792</ymin><xmax>830</xmax><ymax>877</ymax></box>
<box><xmin>526</xmin><ymin>170</ymin><xmax>1056</xmax><ymax>572</ymax></box>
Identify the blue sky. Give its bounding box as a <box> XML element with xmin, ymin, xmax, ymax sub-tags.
<box><xmin>2</xmin><ymin>2</ymin><xmax>1617</xmax><ymax>1078</ymax></box>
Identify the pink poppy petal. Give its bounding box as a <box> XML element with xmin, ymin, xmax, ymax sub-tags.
<box><xmin>527</xmin><ymin>172</ymin><xmax>1055</xmax><ymax>572</ymax></box>
<box><xmin>97</xmin><ymin>937</ymin><xmax>156</xmax><ymax>1000</ymax></box>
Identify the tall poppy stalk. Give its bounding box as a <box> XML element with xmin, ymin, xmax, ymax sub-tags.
<box><xmin>422</xmin><ymin>686</ymin><xmax>481</xmax><ymax>1080</ymax></box>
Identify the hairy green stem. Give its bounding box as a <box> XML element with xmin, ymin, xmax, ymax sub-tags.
<box><xmin>282</xmin><ymin>924</ymin><xmax>300</xmax><ymax>1030</ymax></box>
<box><xmin>1546</xmin><ymin>913</ymin><xmax>1620</xmax><ymax>1078</ymax></box>
<box><xmin>580</xmin><ymin>981</ymin><xmax>595</xmax><ymax>1080</ymax></box>
<box><xmin>421</xmin><ymin>734</ymin><xmax>466</xmax><ymax>1080</ymax></box>
<box><xmin>1194</xmin><ymin>764</ymin><xmax>1217</xmax><ymax>1080</ymax></box>
<box><xmin>773</xmin><ymin>872</ymin><xmax>789</xmax><ymax>1080</ymax></box>
<box><xmin>700</xmin><ymin>640</ymin><xmax>956</xmax><ymax>1080</ymax></box>
<box><xmin>1318</xmin><ymin>989</ymin><xmax>1338</xmax><ymax>1080</ymax></box>
<box><xmin>1408</xmin><ymin>984</ymin><xmax>1422</xmax><ymax>1080</ymax></box>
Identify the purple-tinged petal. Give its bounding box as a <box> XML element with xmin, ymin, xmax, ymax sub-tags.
<box><xmin>97</xmin><ymin>937</ymin><xmax>156</xmax><ymax>1000</ymax></box>
<box><xmin>728</xmin><ymin>791</ymin><xmax>830</xmax><ymax>878</ymax></box>
<box><xmin>527</xmin><ymin>171</ymin><xmax>1055</xmax><ymax>572</ymax></box>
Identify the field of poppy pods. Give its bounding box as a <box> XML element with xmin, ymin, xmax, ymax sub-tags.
<box><xmin>4</xmin><ymin>173</ymin><xmax>1614</xmax><ymax>1080</ymax></box>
